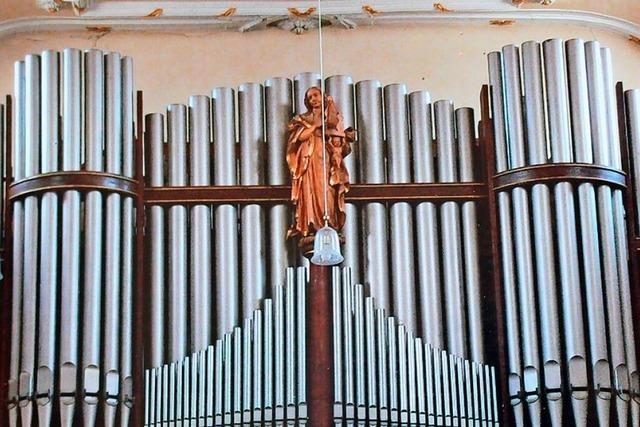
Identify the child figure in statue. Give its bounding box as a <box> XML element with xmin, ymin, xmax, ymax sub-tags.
<box><xmin>286</xmin><ymin>87</ymin><xmax>355</xmax><ymax>240</ymax></box>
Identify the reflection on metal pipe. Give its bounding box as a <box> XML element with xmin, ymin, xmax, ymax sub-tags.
<box><xmin>189</xmin><ymin>95</ymin><xmax>212</xmax><ymax>352</ymax></box>
<box><xmin>355</xmin><ymin>80</ymin><xmax>390</xmax><ymax>311</ymax></box>
<box><xmin>212</xmin><ymin>87</ymin><xmax>239</xmax><ymax>336</ymax></box>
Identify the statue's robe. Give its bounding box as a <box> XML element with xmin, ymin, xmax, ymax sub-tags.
<box><xmin>286</xmin><ymin>108</ymin><xmax>351</xmax><ymax>237</ymax></box>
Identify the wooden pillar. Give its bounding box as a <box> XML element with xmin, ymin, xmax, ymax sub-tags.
<box><xmin>133</xmin><ymin>90</ymin><xmax>146</xmax><ymax>427</ymax></box>
<box><xmin>306</xmin><ymin>262</ymin><xmax>334</xmax><ymax>425</ymax></box>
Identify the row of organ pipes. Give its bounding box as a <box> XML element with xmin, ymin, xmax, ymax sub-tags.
<box><xmin>489</xmin><ymin>39</ymin><xmax>640</xmax><ymax>426</ymax></box>
<box><xmin>143</xmin><ymin>267</ymin><xmax>499</xmax><ymax>425</ymax></box>
<box><xmin>8</xmin><ymin>49</ymin><xmax>135</xmax><ymax>427</ymax></box>
<box><xmin>5</xmin><ymin>37</ymin><xmax>640</xmax><ymax>427</ymax></box>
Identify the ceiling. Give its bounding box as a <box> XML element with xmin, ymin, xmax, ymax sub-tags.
<box><xmin>0</xmin><ymin>1</ymin><xmax>639</xmax><ymax>27</ymax></box>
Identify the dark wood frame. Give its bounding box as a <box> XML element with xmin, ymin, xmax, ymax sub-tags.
<box><xmin>0</xmin><ymin>85</ymin><xmax>638</xmax><ymax>426</ymax></box>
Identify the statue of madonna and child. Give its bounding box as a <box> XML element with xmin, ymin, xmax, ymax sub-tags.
<box><xmin>286</xmin><ymin>86</ymin><xmax>356</xmax><ymax>256</ymax></box>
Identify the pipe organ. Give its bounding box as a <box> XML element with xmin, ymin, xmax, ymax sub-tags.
<box><xmin>1</xmin><ymin>37</ymin><xmax>640</xmax><ymax>427</ymax></box>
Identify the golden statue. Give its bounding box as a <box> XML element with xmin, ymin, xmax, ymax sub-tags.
<box><xmin>286</xmin><ymin>87</ymin><xmax>355</xmax><ymax>241</ymax></box>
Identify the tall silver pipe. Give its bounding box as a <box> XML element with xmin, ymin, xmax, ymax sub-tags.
<box><xmin>239</xmin><ymin>83</ymin><xmax>266</xmax><ymax>317</ymax></box>
<box><xmin>388</xmin><ymin>317</ymin><xmax>399</xmax><ymax>423</ymax></box>
<box><xmin>297</xmin><ymin>267</ymin><xmax>308</xmax><ymax>419</ymax></box>
<box><xmin>242</xmin><ymin>319</ymin><xmax>252</xmax><ymax>423</ymax></box>
<box><xmin>455</xmin><ymin>106</ymin><xmax>484</xmax><ymax>364</ymax></box>
<box><xmin>355</xmin><ymin>80</ymin><xmax>390</xmax><ymax>310</ymax></box>
<box><xmin>521</xmin><ymin>40</ymin><xmax>563</xmax><ymax>425</ymax></box>
<box><xmin>146</xmin><ymin>112</ymin><xmax>166</xmax><ymax>367</ymax></box>
<box><xmin>120</xmin><ymin>54</ymin><xmax>135</xmax><ymax>427</ymax></box>
<box><xmin>274</xmin><ymin>283</ymin><xmax>285</xmax><ymax>421</ymax></box>
<box><xmin>604</xmin><ymin>50</ymin><xmax>639</xmax><ymax>425</ymax></box>
<box><xmin>448</xmin><ymin>354</ymin><xmax>458</xmax><ymax>426</ymax></box>
<box><xmin>385</xmin><ymin>83</ymin><xmax>417</xmax><ymax>332</ymax></box>
<box><xmin>252</xmin><ymin>310</ymin><xmax>263</xmax><ymax>422</ymax></box>
<box><xmin>223</xmin><ymin>333</ymin><xmax>232</xmax><ymax>425</ymax></box>
<box><xmin>189</xmin><ymin>94</ymin><xmax>213</xmax><ymax>351</ymax></box>
<box><xmin>332</xmin><ymin>268</ymin><xmax>344</xmax><ymax>419</ymax></box>
<box><xmin>285</xmin><ymin>269</ymin><xmax>297</xmax><ymax>420</ymax></box>
<box><xmin>376</xmin><ymin>308</ymin><xmax>389</xmax><ymax>422</ymax></box>
<box><xmin>212</xmin><ymin>87</ymin><xmax>239</xmax><ymax>336</ymax></box>
<box><xmin>397</xmin><ymin>324</ymin><xmax>409</xmax><ymax>423</ymax></box>
<box><xmin>191</xmin><ymin>353</ymin><xmax>199</xmax><ymax>426</ymax></box>
<box><xmin>343</xmin><ymin>269</ymin><xmax>355</xmax><ymax>419</ymax></box>
<box><xmin>409</xmin><ymin>90</ymin><xmax>443</xmax><ymax>348</ymax></box>
<box><xmin>426</xmin><ymin>344</ymin><xmax>437</xmax><ymax>425</ymax></box>
<box><xmin>365</xmin><ymin>297</ymin><xmax>377</xmax><ymax>420</ymax></box>
<box><xmin>264</xmin><ymin>77</ymin><xmax>294</xmax><ymax>293</ymax></box>
<box><xmin>21</xmin><ymin>54</ymin><xmax>41</xmax><ymax>427</ymax></box>
<box><xmin>585</xmin><ymin>40</ymin><xmax>629</xmax><ymax>425</ymax></box>
<box><xmin>488</xmin><ymin>50</ymin><xmax>524</xmax><ymax>426</ymax></box>
<box><xmin>263</xmin><ymin>299</ymin><xmax>274</xmax><ymax>422</ymax></box>
<box><xmin>233</xmin><ymin>327</ymin><xmax>242</xmax><ymax>424</ymax></box>
<box><xmin>440</xmin><ymin>350</ymin><xmax>451</xmax><ymax>426</ymax></box>
<box><xmin>415</xmin><ymin>338</ymin><xmax>427</xmax><ymax>425</ymax></box>
<box><xmin>103</xmin><ymin>51</ymin><xmax>123</xmax><ymax>427</ymax></box>
<box><xmin>502</xmin><ymin>44</ymin><xmax>542</xmax><ymax>425</ymax></box>
<box><xmin>326</xmin><ymin>76</ymin><xmax>360</xmax><ymax>279</ymax></box>
<box><xmin>81</xmin><ymin>49</ymin><xmax>103</xmax><ymax>427</ymax></box>
<box><xmin>168</xmin><ymin>104</ymin><xmax>188</xmax><ymax>362</ymax></box>
<box><xmin>9</xmin><ymin>60</ymin><xmax>25</xmax><ymax>427</ymax></box>
<box><xmin>435</xmin><ymin>99</ymin><xmax>467</xmax><ymax>358</ymax></box>
<box><xmin>542</xmin><ymin>38</ymin><xmax>589</xmax><ymax>425</ymax></box>
<box><xmin>36</xmin><ymin>49</ymin><xmax>59</xmax><ymax>427</ymax></box>
<box><xmin>354</xmin><ymin>284</ymin><xmax>366</xmax><ymax>420</ymax></box>
<box><xmin>214</xmin><ymin>340</ymin><xmax>224</xmax><ymax>425</ymax></box>
<box><xmin>566</xmin><ymin>38</ymin><xmax>611</xmax><ymax>426</ymax></box>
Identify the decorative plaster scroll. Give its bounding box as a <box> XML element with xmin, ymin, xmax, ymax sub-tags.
<box><xmin>12</xmin><ymin>9</ymin><xmax>640</xmax><ymax>40</ymax></box>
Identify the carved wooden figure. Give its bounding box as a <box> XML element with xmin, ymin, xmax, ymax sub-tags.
<box><xmin>286</xmin><ymin>87</ymin><xmax>355</xmax><ymax>241</ymax></box>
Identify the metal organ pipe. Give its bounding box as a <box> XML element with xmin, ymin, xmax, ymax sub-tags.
<box><xmin>585</xmin><ymin>40</ymin><xmax>629</xmax><ymax>426</ymax></box>
<box><xmin>502</xmin><ymin>44</ymin><xmax>542</xmax><ymax>426</ymax></box>
<box><xmin>189</xmin><ymin>94</ymin><xmax>213</xmax><ymax>351</ymax></box>
<box><xmin>566</xmin><ymin>38</ymin><xmax>611</xmax><ymax>427</ymax></box>
<box><xmin>435</xmin><ymin>99</ymin><xmax>467</xmax><ymax>359</ymax></box>
<box><xmin>603</xmin><ymin>46</ymin><xmax>640</xmax><ymax>427</ymax></box>
<box><xmin>103</xmin><ymin>51</ymin><xmax>123</xmax><ymax>426</ymax></box>
<box><xmin>488</xmin><ymin>50</ymin><xmax>525</xmax><ymax>427</ymax></box>
<box><xmin>542</xmin><ymin>38</ymin><xmax>589</xmax><ymax>426</ymax></box>
<box><xmin>355</xmin><ymin>80</ymin><xmax>390</xmax><ymax>312</ymax></box>
<box><xmin>146</xmin><ymin>112</ymin><xmax>165</xmax><ymax>368</ymax></box>
<box><xmin>212</xmin><ymin>87</ymin><xmax>239</xmax><ymax>336</ymax></box>
<box><xmin>409</xmin><ymin>91</ymin><xmax>443</xmax><ymax>349</ymax></box>
<box><xmin>239</xmin><ymin>83</ymin><xmax>266</xmax><ymax>317</ymax></box>
<box><xmin>265</xmin><ymin>77</ymin><xmax>294</xmax><ymax>293</ymax></box>
<box><xmin>9</xmin><ymin>60</ymin><xmax>25</xmax><ymax>427</ymax></box>
<box><xmin>455</xmin><ymin>107</ymin><xmax>484</xmax><ymax>364</ymax></box>
<box><xmin>167</xmin><ymin>103</ymin><xmax>188</xmax><ymax>362</ymax></box>
<box><xmin>520</xmin><ymin>40</ymin><xmax>562</xmax><ymax>426</ymax></box>
<box><xmin>82</xmin><ymin>49</ymin><xmax>106</xmax><ymax>427</ymax></box>
<box><xmin>385</xmin><ymin>83</ymin><xmax>417</xmax><ymax>333</ymax></box>
<box><xmin>120</xmin><ymin>54</ymin><xmax>135</xmax><ymax>427</ymax></box>
<box><xmin>19</xmin><ymin>53</ymin><xmax>40</xmax><ymax>427</ymax></box>
<box><xmin>36</xmin><ymin>50</ymin><xmax>59</xmax><ymax>427</ymax></box>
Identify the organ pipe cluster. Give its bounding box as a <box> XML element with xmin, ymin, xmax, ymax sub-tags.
<box><xmin>332</xmin><ymin>268</ymin><xmax>498</xmax><ymax>425</ymax></box>
<box><xmin>146</xmin><ymin>72</ymin><xmax>486</xmax><ymax>369</ymax></box>
<box><xmin>144</xmin><ymin>267</ymin><xmax>308</xmax><ymax>425</ymax></box>
<box><xmin>8</xmin><ymin>49</ymin><xmax>135</xmax><ymax>427</ymax></box>
<box><xmin>489</xmin><ymin>38</ymin><xmax>639</xmax><ymax>427</ymax></box>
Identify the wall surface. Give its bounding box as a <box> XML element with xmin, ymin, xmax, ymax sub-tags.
<box><xmin>0</xmin><ymin>21</ymin><xmax>639</xmax><ymax>115</ymax></box>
